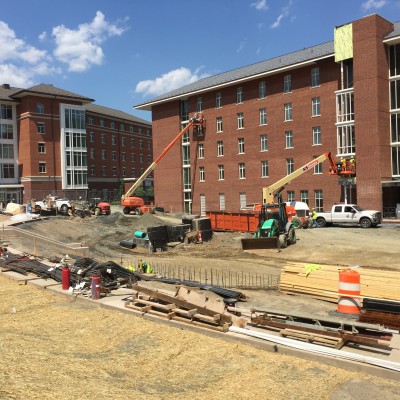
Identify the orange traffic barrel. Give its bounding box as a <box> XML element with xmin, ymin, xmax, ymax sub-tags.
<box><xmin>337</xmin><ymin>269</ymin><xmax>361</xmax><ymax>315</ymax></box>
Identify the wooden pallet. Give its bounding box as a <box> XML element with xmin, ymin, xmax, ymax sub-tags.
<box><xmin>280</xmin><ymin>328</ymin><xmax>345</xmax><ymax>349</ymax></box>
<box><xmin>125</xmin><ymin>284</ymin><xmax>231</xmax><ymax>332</ymax></box>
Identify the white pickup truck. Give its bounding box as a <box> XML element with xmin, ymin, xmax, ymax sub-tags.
<box><xmin>32</xmin><ymin>196</ymin><xmax>72</xmax><ymax>215</ymax></box>
<box><xmin>315</xmin><ymin>204</ymin><xmax>382</xmax><ymax>228</ymax></box>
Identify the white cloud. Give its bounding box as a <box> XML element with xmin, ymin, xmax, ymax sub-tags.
<box><xmin>270</xmin><ymin>0</ymin><xmax>293</xmax><ymax>29</ymax></box>
<box><xmin>251</xmin><ymin>0</ymin><xmax>268</xmax><ymax>11</ymax></box>
<box><xmin>0</xmin><ymin>64</ymin><xmax>34</xmax><ymax>87</ymax></box>
<box><xmin>52</xmin><ymin>11</ymin><xmax>128</xmax><ymax>72</ymax></box>
<box><xmin>361</xmin><ymin>0</ymin><xmax>386</xmax><ymax>10</ymax></box>
<box><xmin>135</xmin><ymin>67</ymin><xmax>210</xmax><ymax>97</ymax></box>
<box><xmin>0</xmin><ymin>21</ymin><xmax>48</xmax><ymax>64</ymax></box>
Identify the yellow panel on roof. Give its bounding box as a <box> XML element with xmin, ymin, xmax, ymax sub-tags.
<box><xmin>334</xmin><ymin>23</ymin><xmax>353</xmax><ymax>62</ymax></box>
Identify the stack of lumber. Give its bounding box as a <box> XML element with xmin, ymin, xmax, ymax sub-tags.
<box><xmin>279</xmin><ymin>262</ymin><xmax>400</xmax><ymax>303</ymax></box>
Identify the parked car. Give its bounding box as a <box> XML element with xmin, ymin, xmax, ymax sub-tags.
<box><xmin>32</xmin><ymin>196</ymin><xmax>71</xmax><ymax>215</ymax></box>
<box><xmin>315</xmin><ymin>204</ymin><xmax>382</xmax><ymax>228</ymax></box>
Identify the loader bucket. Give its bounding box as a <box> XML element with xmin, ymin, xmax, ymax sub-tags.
<box><xmin>241</xmin><ymin>237</ymin><xmax>279</xmax><ymax>250</ymax></box>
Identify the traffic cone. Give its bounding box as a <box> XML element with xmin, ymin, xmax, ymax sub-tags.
<box><xmin>197</xmin><ymin>230</ymin><xmax>203</xmax><ymax>243</ymax></box>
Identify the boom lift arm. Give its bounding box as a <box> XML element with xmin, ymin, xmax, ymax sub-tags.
<box><xmin>262</xmin><ymin>152</ymin><xmax>352</xmax><ymax>204</ymax></box>
<box><xmin>122</xmin><ymin>113</ymin><xmax>205</xmax><ymax>199</ymax></box>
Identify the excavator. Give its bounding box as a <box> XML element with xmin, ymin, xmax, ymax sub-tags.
<box><xmin>121</xmin><ymin>113</ymin><xmax>205</xmax><ymax>214</ymax></box>
<box><xmin>241</xmin><ymin>151</ymin><xmax>356</xmax><ymax>250</ymax></box>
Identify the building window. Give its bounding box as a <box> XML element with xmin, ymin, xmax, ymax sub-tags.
<box><xmin>337</xmin><ymin>125</ymin><xmax>355</xmax><ymax>155</ymax></box>
<box><xmin>101</xmin><ymin>133</ymin><xmax>106</xmax><ymax>144</ymax></box>
<box><xmin>313</xmin><ymin>126</ymin><xmax>321</xmax><ymax>145</ymax></box>
<box><xmin>139</xmin><ymin>140</ymin><xmax>143</xmax><ymax>149</ymax></box>
<box><xmin>239</xmin><ymin>192</ymin><xmax>247</xmax><ymax>209</ymax></box>
<box><xmin>122</xmin><ymin>152</ymin><xmax>126</xmax><ymax>162</ymax></box>
<box><xmin>111</xmin><ymin>151</ymin><xmax>116</xmax><ymax>161</ymax></box>
<box><xmin>131</xmin><ymin>138</ymin><xmax>135</xmax><ymax>147</ymax></box>
<box><xmin>218</xmin><ymin>165</ymin><xmax>224</xmax><ymax>180</ymax></box>
<box><xmin>122</xmin><ymin>137</ymin><xmax>126</xmax><ymax>146</ymax></box>
<box><xmin>111</xmin><ymin>121</ymin><xmax>115</xmax><ymax>130</ymax></box>
<box><xmin>287</xmin><ymin>191</ymin><xmax>295</xmax><ymax>202</ymax></box>
<box><xmin>130</xmin><ymin>126</ymin><xmax>134</xmax><ymax>133</ymax></box>
<box><xmin>311</xmin><ymin>67</ymin><xmax>320</xmax><ymax>87</ymax></box>
<box><xmin>147</xmin><ymin>129</ymin><xmax>150</xmax><ymax>136</ymax></box>
<box><xmin>37</xmin><ymin>122</ymin><xmax>45</xmax><ymax>134</ymax></box>
<box><xmin>285</xmin><ymin>131</ymin><xmax>293</xmax><ymax>149</ymax></box>
<box><xmin>216</xmin><ymin>117</ymin><xmax>223</xmax><ymax>133</ymax></box>
<box><xmin>239</xmin><ymin>163</ymin><xmax>245</xmax><ymax>179</ymax></box>
<box><xmin>36</xmin><ymin>103</ymin><xmax>44</xmax><ymax>114</ymax></box>
<box><xmin>216</xmin><ymin>92</ymin><xmax>222</xmax><ymax>108</ymax></box>
<box><xmin>120</xmin><ymin>123</ymin><xmax>125</xmax><ymax>131</ymax></box>
<box><xmin>122</xmin><ymin>168</ymin><xmax>126</xmax><ymax>177</ymax></box>
<box><xmin>138</xmin><ymin>128</ymin><xmax>142</xmax><ymax>135</ymax></box>
<box><xmin>315</xmin><ymin>190</ymin><xmax>323</xmax><ymax>212</ymax></box>
<box><xmin>102</xmin><ymin>150</ymin><xmax>106</xmax><ymax>160</ymax></box>
<box><xmin>261</xmin><ymin>160</ymin><xmax>269</xmax><ymax>178</ymax></box>
<box><xmin>314</xmin><ymin>156</ymin><xmax>322</xmax><ymax>174</ymax></box>
<box><xmin>197</xmin><ymin>97</ymin><xmax>202</xmax><ymax>112</ymax></box>
<box><xmin>1</xmin><ymin>163</ymin><xmax>14</xmax><ymax>178</ymax></box>
<box><xmin>147</xmin><ymin>141</ymin><xmax>151</xmax><ymax>150</ymax></box>
<box><xmin>99</xmin><ymin>119</ymin><xmax>104</xmax><ymax>127</ymax></box>
<box><xmin>259</xmin><ymin>108</ymin><xmax>267</xmax><ymax>125</ymax></box>
<box><xmin>217</xmin><ymin>141</ymin><xmax>224</xmax><ymax>157</ymax></box>
<box><xmin>237</xmin><ymin>112</ymin><xmax>244</xmax><ymax>129</ymax></box>
<box><xmin>38</xmin><ymin>143</ymin><xmax>45</xmax><ymax>154</ymax></box>
<box><xmin>0</xmin><ymin>144</ymin><xmax>14</xmax><ymax>158</ymax></box>
<box><xmin>0</xmin><ymin>124</ymin><xmax>13</xmax><ymax>139</ymax></box>
<box><xmin>198</xmin><ymin>143</ymin><xmax>204</xmax><ymax>159</ymax></box>
<box><xmin>90</xmin><ymin>149</ymin><xmax>95</xmax><ymax>159</ymax></box>
<box><xmin>260</xmin><ymin>134</ymin><xmax>268</xmax><ymax>152</ymax></box>
<box><xmin>259</xmin><ymin>81</ymin><xmax>266</xmax><ymax>99</ymax></box>
<box><xmin>284</xmin><ymin>74</ymin><xmax>292</xmax><ymax>93</ymax></box>
<box><xmin>0</xmin><ymin>105</ymin><xmax>12</xmax><ymax>119</ymax></box>
<box><xmin>312</xmin><ymin>97</ymin><xmax>321</xmax><ymax>116</ymax></box>
<box><xmin>236</xmin><ymin>87</ymin><xmax>243</xmax><ymax>104</ymax></box>
<box><xmin>88</xmin><ymin>116</ymin><xmax>94</xmax><ymax>125</ymax></box>
<box><xmin>89</xmin><ymin>132</ymin><xmax>94</xmax><ymax>142</ymax></box>
<box><xmin>112</xmin><ymin>167</ymin><xmax>117</xmax><ymax>176</ymax></box>
<box><xmin>39</xmin><ymin>162</ymin><xmax>46</xmax><ymax>173</ymax></box>
<box><xmin>284</xmin><ymin>103</ymin><xmax>292</xmax><ymax>121</ymax></box>
<box><xmin>102</xmin><ymin>166</ymin><xmax>107</xmax><ymax>175</ymax></box>
<box><xmin>300</xmin><ymin>190</ymin><xmax>309</xmax><ymax>205</ymax></box>
<box><xmin>147</xmin><ymin>155</ymin><xmax>152</xmax><ymax>164</ymax></box>
<box><xmin>140</xmin><ymin>154</ymin><xmax>143</xmax><ymax>163</ymax></box>
<box><xmin>131</xmin><ymin>154</ymin><xmax>135</xmax><ymax>162</ymax></box>
<box><xmin>219</xmin><ymin>193</ymin><xmax>225</xmax><ymax>211</ymax></box>
<box><xmin>238</xmin><ymin>138</ymin><xmax>245</xmax><ymax>154</ymax></box>
<box><xmin>112</xmin><ymin>136</ymin><xmax>116</xmax><ymax>145</ymax></box>
<box><xmin>199</xmin><ymin>166</ymin><xmax>205</xmax><ymax>182</ymax></box>
<box><xmin>286</xmin><ymin>158</ymin><xmax>294</xmax><ymax>174</ymax></box>
<box><xmin>392</xmin><ymin>146</ymin><xmax>400</xmax><ymax>176</ymax></box>
<box><xmin>90</xmin><ymin>165</ymin><xmax>95</xmax><ymax>175</ymax></box>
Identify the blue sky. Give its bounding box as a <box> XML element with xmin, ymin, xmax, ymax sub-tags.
<box><xmin>1</xmin><ymin>0</ymin><xmax>399</xmax><ymax>121</ymax></box>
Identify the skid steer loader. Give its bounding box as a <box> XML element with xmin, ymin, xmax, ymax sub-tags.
<box><xmin>241</xmin><ymin>197</ymin><xmax>296</xmax><ymax>250</ymax></box>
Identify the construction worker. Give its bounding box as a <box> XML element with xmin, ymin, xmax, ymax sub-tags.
<box><xmin>350</xmin><ymin>155</ymin><xmax>356</xmax><ymax>172</ymax></box>
<box><xmin>341</xmin><ymin>157</ymin><xmax>347</xmax><ymax>171</ymax></box>
<box><xmin>311</xmin><ymin>208</ymin><xmax>318</xmax><ymax>228</ymax></box>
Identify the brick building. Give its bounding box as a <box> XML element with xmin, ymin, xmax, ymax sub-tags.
<box><xmin>0</xmin><ymin>83</ymin><xmax>152</xmax><ymax>206</ymax></box>
<box><xmin>135</xmin><ymin>14</ymin><xmax>400</xmax><ymax>217</ymax></box>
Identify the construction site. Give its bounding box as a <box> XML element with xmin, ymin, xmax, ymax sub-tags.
<box><xmin>1</xmin><ymin>206</ymin><xmax>400</xmax><ymax>399</ymax></box>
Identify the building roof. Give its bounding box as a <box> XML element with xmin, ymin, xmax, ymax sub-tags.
<box><xmin>84</xmin><ymin>103</ymin><xmax>151</xmax><ymax>126</ymax></box>
<box><xmin>0</xmin><ymin>84</ymin><xmax>24</xmax><ymax>102</ymax></box>
<box><xmin>10</xmin><ymin>83</ymin><xmax>94</xmax><ymax>103</ymax></box>
<box><xmin>384</xmin><ymin>21</ymin><xmax>400</xmax><ymax>40</ymax></box>
<box><xmin>135</xmin><ymin>41</ymin><xmax>335</xmax><ymax>111</ymax></box>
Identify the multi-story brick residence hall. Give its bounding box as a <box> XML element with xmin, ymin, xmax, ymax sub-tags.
<box><xmin>135</xmin><ymin>14</ymin><xmax>400</xmax><ymax>217</ymax></box>
<box><xmin>0</xmin><ymin>83</ymin><xmax>152</xmax><ymax>206</ymax></box>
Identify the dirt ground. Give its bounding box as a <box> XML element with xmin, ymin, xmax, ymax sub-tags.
<box><xmin>1</xmin><ymin>209</ymin><xmax>400</xmax><ymax>399</ymax></box>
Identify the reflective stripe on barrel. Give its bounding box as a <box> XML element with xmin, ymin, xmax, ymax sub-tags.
<box><xmin>338</xmin><ymin>269</ymin><xmax>361</xmax><ymax>315</ymax></box>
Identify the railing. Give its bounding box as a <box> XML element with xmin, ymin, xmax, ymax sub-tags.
<box><xmin>383</xmin><ymin>207</ymin><xmax>397</xmax><ymax>218</ymax></box>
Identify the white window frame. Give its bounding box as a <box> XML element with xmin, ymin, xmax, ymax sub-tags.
<box><xmin>216</xmin><ymin>92</ymin><xmax>222</xmax><ymax>109</ymax></box>
<box><xmin>284</xmin><ymin>74</ymin><xmax>292</xmax><ymax>93</ymax></box>
<box><xmin>236</xmin><ymin>87</ymin><xmax>243</xmax><ymax>104</ymax></box>
<box><xmin>238</xmin><ymin>138</ymin><xmax>245</xmax><ymax>154</ymax></box>
<box><xmin>312</xmin><ymin>97</ymin><xmax>321</xmax><ymax>117</ymax></box>
<box><xmin>313</xmin><ymin>126</ymin><xmax>321</xmax><ymax>145</ymax></box>
<box><xmin>259</xmin><ymin>108</ymin><xmax>267</xmax><ymax>125</ymax></box>
<box><xmin>198</xmin><ymin>143</ymin><xmax>204</xmax><ymax>159</ymax></box>
<box><xmin>284</xmin><ymin>103</ymin><xmax>292</xmax><ymax>121</ymax></box>
<box><xmin>216</xmin><ymin>117</ymin><xmax>223</xmax><ymax>133</ymax></box>
<box><xmin>311</xmin><ymin>67</ymin><xmax>320</xmax><ymax>87</ymax></box>
<box><xmin>315</xmin><ymin>189</ymin><xmax>323</xmax><ymax>212</ymax></box>
<box><xmin>259</xmin><ymin>81</ymin><xmax>266</xmax><ymax>99</ymax></box>
<box><xmin>285</xmin><ymin>130</ymin><xmax>293</xmax><ymax>149</ymax></box>
<box><xmin>286</xmin><ymin>158</ymin><xmax>294</xmax><ymax>175</ymax></box>
<box><xmin>217</xmin><ymin>141</ymin><xmax>224</xmax><ymax>157</ymax></box>
<box><xmin>260</xmin><ymin>134</ymin><xmax>268</xmax><ymax>152</ymax></box>
<box><xmin>218</xmin><ymin>165</ymin><xmax>224</xmax><ymax>180</ymax></box>
<box><xmin>237</xmin><ymin>113</ymin><xmax>244</xmax><ymax>129</ymax></box>
<box><xmin>261</xmin><ymin>160</ymin><xmax>268</xmax><ymax>178</ymax></box>
<box><xmin>199</xmin><ymin>166</ymin><xmax>205</xmax><ymax>182</ymax></box>
<box><xmin>239</xmin><ymin>163</ymin><xmax>246</xmax><ymax>179</ymax></box>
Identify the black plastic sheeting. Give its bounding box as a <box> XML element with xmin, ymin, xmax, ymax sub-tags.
<box><xmin>0</xmin><ymin>253</ymin><xmax>244</xmax><ymax>300</ymax></box>
<box><xmin>362</xmin><ymin>298</ymin><xmax>400</xmax><ymax>315</ymax></box>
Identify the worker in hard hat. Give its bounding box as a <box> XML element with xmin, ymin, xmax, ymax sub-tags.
<box><xmin>341</xmin><ymin>157</ymin><xmax>347</xmax><ymax>171</ymax></box>
<box><xmin>311</xmin><ymin>208</ymin><xmax>318</xmax><ymax>228</ymax></box>
<box><xmin>349</xmin><ymin>155</ymin><xmax>356</xmax><ymax>172</ymax></box>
